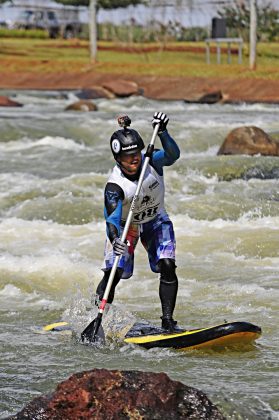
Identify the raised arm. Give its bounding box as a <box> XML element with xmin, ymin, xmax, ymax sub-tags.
<box><xmin>150</xmin><ymin>112</ymin><xmax>180</xmax><ymax>175</ymax></box>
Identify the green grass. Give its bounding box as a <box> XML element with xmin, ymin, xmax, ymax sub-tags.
<box><xmin>0</xmin><ymin>28</ymin><xmax>48</xmax><ymax>39</ymax></box>
<box><xmin>0</xmin><ymin>38</ymin><xmax>279</xmax><ymax>80</ymax></box>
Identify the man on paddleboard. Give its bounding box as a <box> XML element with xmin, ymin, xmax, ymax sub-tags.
<box><xmin>96</xmin><ymin>112</ymin><xmax>180</xmax><ymax>332</ymax></box>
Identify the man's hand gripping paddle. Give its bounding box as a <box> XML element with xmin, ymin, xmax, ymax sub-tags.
<box><xmin>81</xmin><ymin>117</ymin><xmax>160</xmax><ymax>344</ymax></box>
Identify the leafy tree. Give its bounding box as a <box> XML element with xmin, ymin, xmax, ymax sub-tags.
<box><xmin>218</xmin><ymin>0</ymin><xmax>279</xmax><ymax>41</ymax></box>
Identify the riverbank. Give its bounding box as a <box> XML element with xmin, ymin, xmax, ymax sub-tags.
<box><xmin>1</xmin><ymin>39</ymin><xmax>279</xmax><ymax>103</ymax></box>
<box><xmin>1</xmin><ymin>71</ymin><xmax>279</xmax><ymax>103</ymax></box>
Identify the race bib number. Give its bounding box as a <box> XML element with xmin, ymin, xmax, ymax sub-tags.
<box><xmin>133</xmin><ymin>205</ymin><xmax>159</xmax><ymax>222</ymax></box>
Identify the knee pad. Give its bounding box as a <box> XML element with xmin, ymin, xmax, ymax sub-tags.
<box><xmin>158</xmin><ymin>258</ymin><xmax>177</xmax><ymax>284</ymax></box>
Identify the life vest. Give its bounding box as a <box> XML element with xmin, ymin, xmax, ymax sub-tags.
<box><xmin>107</xmin><ymin>155</ymin><xmax>166</xmax><ymax>224</ymax></box>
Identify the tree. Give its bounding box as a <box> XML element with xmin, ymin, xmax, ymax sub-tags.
<box><xmin>218</xmin><ymin>0</ymin><xmax>279</xmax><ymax>70</ymax></box>
<box><xmin>250</xmin><ymin>0</ymin><xmax>257</xmax><ymax>70</ymax></box>
<box><xmin>217</xmin><ymin>0</ymin><xmax>279</xmax><ymax>42</ymax></box>
<box><xmin>56</xmin><ymin>0</ymin><xmax>144</xmax><ymax>62</ymax></box>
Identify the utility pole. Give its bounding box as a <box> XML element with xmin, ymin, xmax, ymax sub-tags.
<box><xmin>249</xmin><ymin>0</ymin><xmax>257</xmax><ymax>70</ymax></box>
<box><xmin>89</xmin><ymin>0</ymin><xmax>97</xmax><ymax>62</ymax></box>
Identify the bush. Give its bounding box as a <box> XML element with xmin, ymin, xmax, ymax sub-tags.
<box><xmin>97</xmin><ymin>23</ymin><xmax>208</xmax><ymax>43</ymax></box>
<box><xmin>0</xmin><ymin>28</ymin><xmax>49</xmax><ymax>39</ymax></box>
<box><xmin>177</xmin><ymin>27</ymin><xmax>208</xmax><ymax>42</ymax></box>
<box><xmin>98</xmin><ymin>23</ymin><xmax>154</xmax><ymax>43</ymax></box>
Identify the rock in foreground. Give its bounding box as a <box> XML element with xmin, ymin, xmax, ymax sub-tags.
<box><xmin>10</xmin><ymin>369</ymin><xmax>225</xmax><ymax>419</ymax></box>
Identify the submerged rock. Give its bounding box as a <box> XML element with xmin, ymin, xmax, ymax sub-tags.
<box><xmin>218</xmin><ymin>126</ymin><xmax>279</xmax><ymax>156</ymax></box>
<box><xmin>243</xmin><ymin>166</ymin><xmax>279</xmax><ymax>180</ymax></box>
<box><xmin>65</xmin><ymin>100</ymin><xmax>97</xmax><ymax>112</ymax></box>
<box><xmin>10</xmin><ymin>369</ymin><xmax>225</xmax><ymax>419</ymax></box>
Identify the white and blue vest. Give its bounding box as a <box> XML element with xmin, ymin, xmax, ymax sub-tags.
<box><xmin>107</xmin><ymin>156</ymin><xmax>167</xmax><ymax>225</ymax></box>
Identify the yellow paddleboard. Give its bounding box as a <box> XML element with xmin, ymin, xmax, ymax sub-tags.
<box><xmin>124</xmin><ymin>321</ymin><xmax>261</xmax><ymax>350</ymax></box>
<box><xmin>37</xmin><ymin>320</ymin><xmax>261</xmax><ymax>350</ymax></box>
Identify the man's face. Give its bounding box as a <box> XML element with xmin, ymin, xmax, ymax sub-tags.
<box><xmin>118</xmin><ymin>150</ymin><xmax>142</xmax><ymax>175</ymax></box>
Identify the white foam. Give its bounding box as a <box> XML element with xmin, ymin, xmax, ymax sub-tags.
<box><xmin>0</xmin><ymin>284</ymin><xmax>22</xmax><ymax>297</ymax></box>
<box><xmin>0</xmin><ymin>284</ymin><xmax>61</xmax><ymax>310</ymax></box>
<box><xmin>172</xmin><ymin>213</ymin><xmax>279</xmax><ymax>232</ymax></box>
<box><xmin>0</xmin><ymin>135</ymin><xmax>89</xmax><ymax>152</ymax></box>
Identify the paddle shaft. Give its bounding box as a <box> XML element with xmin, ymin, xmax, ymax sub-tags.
<box><xmin>96</xmin><ymin>124</ymin><xmax>160</xmax><ymax>328</ymax></box>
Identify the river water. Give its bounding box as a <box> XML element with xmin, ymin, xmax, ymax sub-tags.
<box><xmin>0</xmin><ymin>91</ymin><xmax>278</xmax><ymax>419</ymax></box>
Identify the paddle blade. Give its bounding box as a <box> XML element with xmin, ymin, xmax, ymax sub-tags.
<box><xmin>81</xmin><ymin>313</ymin><xmax>105</xmax><ymax>345</ymax></box>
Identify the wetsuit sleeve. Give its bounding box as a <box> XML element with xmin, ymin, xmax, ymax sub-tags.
<box><xmin>104</xmin><ymin>182</ymin><xmax>124</xmax><ymax>243</ymax></box>
<box><xmin>150</xmin><ymin>130</ymin><xmax>180</xmax><ymax>175</ymax></box>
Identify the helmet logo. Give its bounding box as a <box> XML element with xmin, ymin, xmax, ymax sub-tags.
<box><xmin>112</xmin><ymin>139</ymin><xmax>121</xmax><ymax>154</ymax></box>
<box><xmin>122</xmin><ymin>144</ymin><xmax>137</xmax><ymax>151</ymax></box>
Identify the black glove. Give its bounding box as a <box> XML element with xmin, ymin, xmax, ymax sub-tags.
<box><xmin>152</xmin><ymin>112</ymin><xmax>169</xmax><ymax>132</ymax></box>
<box><xmin>112</xmin><ymin>237</ymin><xmax>127</xmax><ymax>256</ymax></box>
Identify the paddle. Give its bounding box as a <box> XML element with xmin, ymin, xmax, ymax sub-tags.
<box><xmin>81</xmin><ymin>122</ymin><xmax>160</xmax><ymax>344</ymax></box>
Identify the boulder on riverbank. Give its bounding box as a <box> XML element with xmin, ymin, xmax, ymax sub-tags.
<box><xmin>102</xmin><ymin>79</ymin><xmax>141</xmax><ymax>97</ymax></box>
<box><xmin>184</xmin><ymin>90</ymin><xmax>224</xmax><ymax>104</ymax></box>
<box><xmin>218</xmin><ymin>126</ymin><xmax>279</xmax><ymax>156</ymax></box>
<box><xmin>75</xmin><ymin>86</ymin><xmax>115</xmax><ymax>100</ymax></box>
<box><xmin>9</xmin><ymin>369</ymin><xmax>225</xmax><ymax>419</ymax></box>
